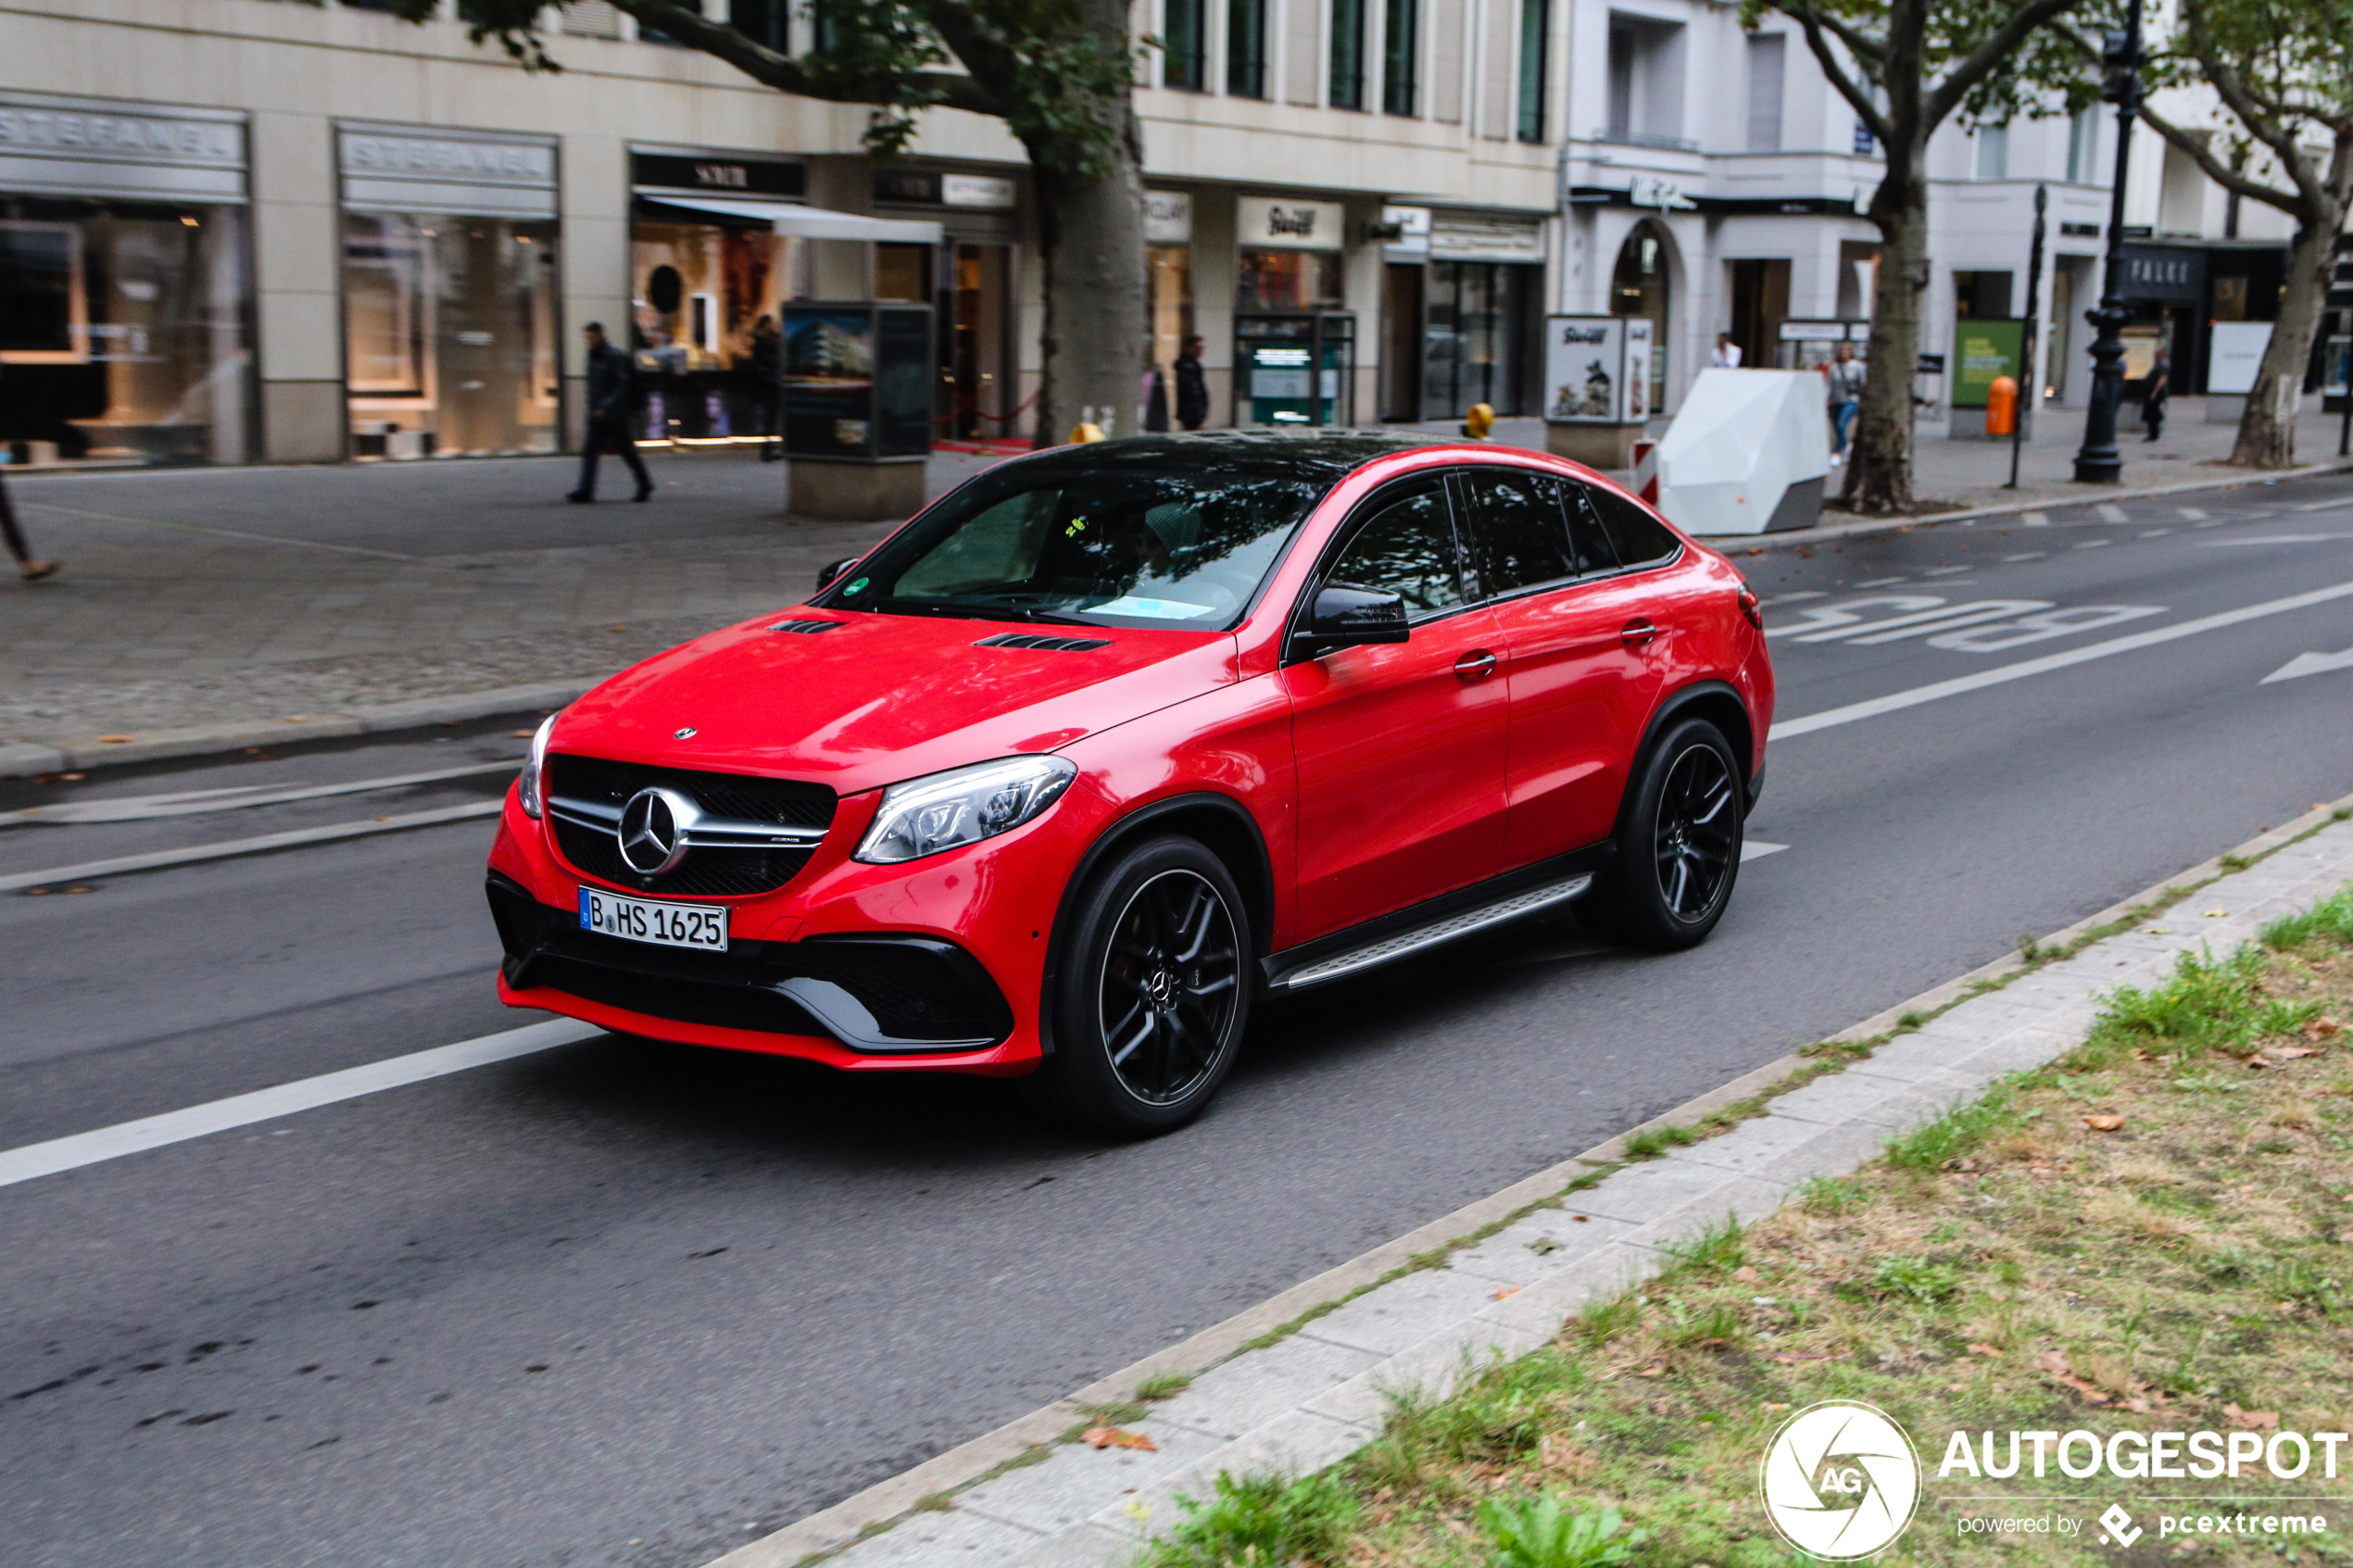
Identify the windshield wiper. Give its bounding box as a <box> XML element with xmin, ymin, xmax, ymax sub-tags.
<box><xmin>878</xmin><ymin>598</ymin><xmax>1099</xmax><ymax>627</ymax></box>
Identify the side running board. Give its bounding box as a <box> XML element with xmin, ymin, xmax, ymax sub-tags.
<box><xmin>1266</xmin><ymin>872</ymin><xmax>1593</xmax><ymax>993</ymax></box>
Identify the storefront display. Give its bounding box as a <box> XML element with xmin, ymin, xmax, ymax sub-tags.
<box><xmin>0</xmin><ymin>93</ymin><xmax>254</xmax><ymax>466</ymax></box>
<box><xmin>629</xmin><ymin>150</ymin><xmax>811</xmax><ymax>443</ymax></box>
<box><xmin>1236</xmin><ymin>314</ymin><xmax>1353</xmax><ymax>426</ymax></box>
<box><xmin>339</xmin><ymin>127</ymin><xmax>560</xmax><ymax>458</ymax></box>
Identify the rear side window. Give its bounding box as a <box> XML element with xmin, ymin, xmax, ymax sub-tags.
<box><xmin>1578</xmin><ymin>483</ymin><xmax>1681</xmax><ymax>570</ymax></box>
<box><xmin>1323</xmin><ymin>483</ymin><xmax>1466</xmax><ymax>620</ymax></box>
<box><xmin>1456</xmin><ymin>467</ymin><xmax>1616</xmax><ymax>596</ymax></box>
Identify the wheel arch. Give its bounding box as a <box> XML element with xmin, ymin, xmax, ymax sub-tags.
<box><xmin>1038</xmin><ymin>791</ymin><xmax>1276</xmax><ymax>1058</ymax></box>
<box><xmin>1617</xmin><ymin>680</ymin><xmax>1757</xmax><ymax>837</ymax></box>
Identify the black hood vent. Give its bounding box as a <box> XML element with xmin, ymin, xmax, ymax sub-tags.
<box><xmin>974</xmin><ymin>633</ymin><xmax>1113</xmax><ymax>652</ymax></box>
<box><xmin>768</xmin><ymin>619</ymin><xmax>847</xmax><ymax>634</ymax></box>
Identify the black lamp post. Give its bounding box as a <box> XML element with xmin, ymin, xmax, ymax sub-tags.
<box><xmin>2072</xmin><ymin>8</ymin><xmax>2145</xmax><ymax>483</ymax></box>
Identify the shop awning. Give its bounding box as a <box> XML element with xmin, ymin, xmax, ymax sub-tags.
<box><xmin>641</xmin><ymin>193</ymin><xmax>943</xmax><ymax>244</ymax></box>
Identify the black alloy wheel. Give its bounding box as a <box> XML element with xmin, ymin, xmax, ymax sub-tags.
<box><xmin>1029</xmin><ymin>836</ymin><xmax>1252</xmax><ymax>1135</ymax></box>
<box><xmin>1584</xmin><ymin>715</ymin><xmax>1745</xmax><ymax>949</ymax></box>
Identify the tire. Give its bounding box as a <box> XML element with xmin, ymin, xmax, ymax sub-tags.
<box><xmin>1584</xmin><ymin>716</ymin><xmax>1745</xmax><ymax>950</ymax></box>
<box><xmin>1025</xmin><ymin>835</ymin><xmax>1252</xmax><ymax>1136</ymax></box>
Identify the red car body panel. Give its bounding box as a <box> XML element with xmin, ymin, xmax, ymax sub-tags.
<box><xmin>485</xmin><ymin>440</ymin><xmax>1774</xmax><ymax>1075</ymax></box>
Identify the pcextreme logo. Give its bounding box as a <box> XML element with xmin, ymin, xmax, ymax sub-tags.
<box><xmin>1759</xmin><ymin>1400</ymin><xmax>1923</xmax><ymax>1560</ymax></box>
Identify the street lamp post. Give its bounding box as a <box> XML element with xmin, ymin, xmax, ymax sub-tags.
<box><xmin>2072</xmin><ymin>8</ymin><xmax>2145</xmax><ymax>483</ymax></box>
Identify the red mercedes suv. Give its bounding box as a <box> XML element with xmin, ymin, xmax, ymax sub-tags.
<box><xmin>485</xmin><ymin>434</ymin><xmax>1773</xmax><ymax>1133</ymax></box>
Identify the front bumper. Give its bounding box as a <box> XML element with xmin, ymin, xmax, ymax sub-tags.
<box><xmin>487</xmin><ymin>872</ymin><xmax>1014</xmax><ymax>1059</ymax></box>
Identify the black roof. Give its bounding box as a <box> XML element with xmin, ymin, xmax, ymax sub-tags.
<box><xmin>995</xmin><ymin>431</ymin><xmax>1441</xmax><ymax>483</ymax></box>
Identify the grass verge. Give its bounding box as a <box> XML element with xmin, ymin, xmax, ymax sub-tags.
<box><xmin>1141</xmin><ymin>888</ymin><xmax>2353</xmax><ymax>1567</ymax></box>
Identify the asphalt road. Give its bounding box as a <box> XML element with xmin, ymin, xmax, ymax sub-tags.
<box><xmin>6</xmin><ymin>471</ymin><xmax>2353</xmax><ymax>1568</ymax></box>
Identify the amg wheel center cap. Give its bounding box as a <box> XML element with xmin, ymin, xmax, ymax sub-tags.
<box><xmin>617</xmin><ymin>786</ymin><xmax>694</xmax><ymax>875</ymax></box>
<box><xmin>1147</xmin><ymin>969</ymin><xmax>1179</xmax><ymax>1006</ymax></box>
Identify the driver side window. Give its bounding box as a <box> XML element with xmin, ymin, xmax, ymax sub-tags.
<box><xmin>1324</xmin><ymin>484</ymin><xmax>1466</xmax><ymax>621</ymax></box>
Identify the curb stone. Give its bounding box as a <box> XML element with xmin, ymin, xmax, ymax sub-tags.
<box><xmin>0</xmin><ymin>679</ymin><xmax>594</xmax><ymax>777</ymax></box>
<box><xmin>708</xmin><ymin>788</ymin><xmax>2353</xmax><ymax>1568</ymax></box>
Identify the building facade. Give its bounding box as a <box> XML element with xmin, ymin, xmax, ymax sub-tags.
<box><xmin>0</xmin><ymin>0</ymin><xmax>2319</xmax><ymax>470</ymax></box>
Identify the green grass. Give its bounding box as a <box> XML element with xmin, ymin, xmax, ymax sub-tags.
<box><xmin>1145</xmin><ymin>1472</ymin><xmax>1358</xmax><ymax>1568</ymax></box>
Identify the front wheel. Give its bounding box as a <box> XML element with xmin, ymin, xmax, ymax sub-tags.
<box><xmin>1585</xmin><ymin>716</ymin><xmax>1745</xmax><ymax>950</ymax></box>
<box><xmin>1025</xmin><ymin>836</ymin><xmax>1252</xmax><ymax>1136</ymax></box>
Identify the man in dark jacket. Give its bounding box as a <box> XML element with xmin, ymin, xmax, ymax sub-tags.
<box><xmin>568</xmin><ymin>322</ymin><xmax>653</xmax><ymax>503</ymax></box>
<box><xmin>1174</xmin><ymin>335</ymin><xmax>1210</xmax><ymax>431</ymax></box>
<box><xmin>2141</xmin><ymin>347</ymin><xmax>2171</xmax><ymax>442</ymax></box>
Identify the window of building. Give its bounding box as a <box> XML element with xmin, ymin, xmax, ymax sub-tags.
<box><xmin>728</xmin><ymin>0</ymin><xmax>790</xmax><ymax>52</ymax></box>
<box><xmin>1331</xmin><ymin>0</ymin><xmax>1367</xmax><ymax>108</ymax></box>
<box><xmin>1238</xmin><ymin>249</ymin><xmax>1344</xmax><ymax>311</ymax></box>
<box><xmin>1744</xmin><ymin>33</ymin><xmax>1784</xmax><ymax>153</ymax></box>
<box><xmin>1974</xmin><ymin>121</ymin><xmax>2009</xmax><ymax>180</ymax></box>
<box><xmin>2067</xmin><ymin>106</ymin><xmax>2099</xmax><ymax>183</ymax></box>
<box><xmin>1164</xmin><ymin>0</ymin><xmax>1208</xmax><ymax>90</ymax></box>
<box><xmin>1420</xmin><ymin>261</ymin><xmax>1539</xmax><ymax>419</ymax></box>
<box><xmin>1611</xmin><ymin>223</ymin><xmax>1671</xmax><ymax>410</ymax></box>
<box><xmin>1227</xmin><ymin>0</ymin><xmax>1268</xmax><ymax>96</ymax></box>
<box><xmin>1383</xmin><ymin>0</ymin><xmax>1419</xmax><ymax>115</ymax></box>
<box><xmin>1148</xmin><ymin>244</ymin><xmax>1194</xmax><ymax>389</ymax></box>
<box><xmin>1604</xmin><ymin>14</ymin><xmax>1685</xmax><ymax>146</ymax></box>
<box><xmin>629</xmin><ymin>220</ymin><xmax>805</xmax><ymax>441</ymax></box>
<box><xmin>1516</xmin><ymin>0</ymin><xmax>1550</xmax><ymax>142</ymax></box>
<box><xmin>1953</xmin><ymin>270</ymin><xmax>2013</xmax><ymax>319</ymax></box>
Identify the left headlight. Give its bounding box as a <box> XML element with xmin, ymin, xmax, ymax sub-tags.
<box><xmin>854</xmin><ymin>755</ymin><xmax>1078</xmax><ymax>865</ymax></box>
<box><xmin>518</xmin><ymin>714</ymin><xmax>555</xmax><ymax>820</ymax></box>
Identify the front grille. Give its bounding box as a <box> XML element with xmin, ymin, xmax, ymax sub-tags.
<box><xmin>547</xmin><ymin>754</ymin><xmax>835</xmax><ymax>896</ymax></box>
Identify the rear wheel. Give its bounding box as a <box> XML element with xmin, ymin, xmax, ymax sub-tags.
<box><xmin>1026</xmin><ymin>836</ymin><xmax>1252</xmax><ymax>1136</ymax></box>
<box><xmin>1585</xmin><ymin>716</ymin><xmax>1744</xmax><ymax>949</ymax></box>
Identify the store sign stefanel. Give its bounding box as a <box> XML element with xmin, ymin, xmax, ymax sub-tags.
<box><xmin>1238</xmin><ymin>195</ymin><xmax>1344</xmax><ymax>251</ymax></box>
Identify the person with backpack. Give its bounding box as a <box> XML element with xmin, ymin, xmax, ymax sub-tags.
<box><xmin>567</xmin><ymin>322</ymin><xmax>653</xmax><ymax>503</ymax></box>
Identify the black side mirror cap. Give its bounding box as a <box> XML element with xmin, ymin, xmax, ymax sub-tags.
<box><xmin>816</xmin><ymin>556</ymin><xmax>862</xmax><ymax>591</ymax></box>
<box><xmin>1293</xmin><ymin>583</ymin><xmax>1411</xmax><ymax>656</ymax></box>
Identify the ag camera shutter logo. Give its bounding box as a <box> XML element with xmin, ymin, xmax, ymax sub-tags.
<box><xmin>1759</xmin><ymin>1401</ymin><xmax>1922</xmax><ymax>1559</ymax></box>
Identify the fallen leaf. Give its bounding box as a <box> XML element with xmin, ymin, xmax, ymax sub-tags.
<box><xmin>1082</xmin><ymin>1427</ymin><xmax>1158</xmax><ymax>1451</ymax></box>
<box><xmin>2248</xmin><ymin>1058</ymin><xmax>2275</xmax><ymax>1071</ymax></box>
<box><xmin>512</xmin><ymin>729</ymin><xmax>537</xmax><ymax>738</ymax></box>
<box><xmin>1636</xmin><ymin>1361</ymin><xmax>1667</xmax><ymax>1377</ymax></box>
<box><xmin>1969</xmin><ymin>1342</ymin><xmax>2004</xmax><ymax>1356</ymax></box>
<box><xmin>61</xmin><ymin>772</ymin><xmax>82</xmax><ymax>781</ymax></box>
<box><xmin>2131</xmin><ymin>1047</ymin><xmax>2155</xmax><ymax>1060</ymax></box>
<box><xmin>2269</xmin><ymin>1046</ymin><xmax>2322</xmax><ymax>1061</ymax></box>
<box><xmin>2205</xmin><ymin>908</ymin><xmax>2230</xmax><ymax>919</ymax></box>
<box><xmin>1770</xmin><ymin>1353</ymin><xmax>1831</xmax><ymax>1364</ymax></box>
<box><xmin>1493</xmin><ymin>1286</ymin><xmax>1520</xmax><ymax>1300</ymax></box>
<box><xmin>608</xmin><ymin>624</ymin><xmax>628</xmax><ymax>633</ymax></box>
<box><xmin>2082</xmin><ymin>1114</ymin><xmax>2126</xmax><ymax>1132</ymax></box>
<box><xmin>1762</xmin><ymin>1402</ymin><xmax>1789</xmax><ymax>1411</ymax></box>
<box><xmin>2038</xmin><ymin>1350</ymin><xmax>2111</xmax><ymax>1404</ymax></box>
<box><xmin>2307</xmin><ymin>1018</ymin><xmax>2343</xmax><ymax>1040</ymax></box>
<box><xmin>281</xmin><ymin>715</ymin><xmax>312</xmax><ymax>723</ymax></box>
<box><xmin>94</xmin><ymin>734</ymin><xmax>133</xmax><ymax>744</ymax></box>
<box><xmin>2223</xmin><ymin>1404</ymin><xmax>2279</xmax><ymax>1431</ymax></box>
<box><xmin>1570</xmin><ymin>1213</ymin><xmax>1590</xmax><ymax>1223</ymax></box>
<box><xmin>1733</xmin><ymin>1266</ymin><xmax>1758</xmax><ymax>1283</ymax></box>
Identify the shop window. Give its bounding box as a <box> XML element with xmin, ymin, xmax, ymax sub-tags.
<box><xmin>2212</xmin><ymin>275</ymin><xmax>2248</xmax><ymax>323</ymax></box>
<box><xmin>1227</xmin><ymin>0</ymin><xmax>1268</xmax><ymax>97</ymax></box>
<box><xmin>1516</xmin><ymin>0</ymin><xmax>1550</xmax><ymax>142</ymax></box>
<box><xmin>1953</xmin><ymin>270</ymin><xmax>2012</xmax><ymax>319</ymax></box>
<box><xmin>2</xmin><ymin>205</ymin><xmax>253</xmax><ymax>467</ymax></box>
<box><xmin>629</xmin><ymin>219</ymin><xmax>802</xmax><ymax>442</ymax></box>
<box><xmin>345</xmin><ymin>213</ymin><xmax>560</xmax><ymax>458</ymax></box>
<box><xmin>875</xmin><ymin>244</ymin><xmax>930</xmax><ymax>303</ymax></box>
<box><xmin>1420</xmin><ymin>260</ymin><xmax>1537</xmax><ymax>420</ymax></box>
<box><xmin>1164</xmin><ymin>0</ymin><xmax>1208</xmax><ymax>90</ymax></box>
<box><xmin>1238</xmin><ymin>249</ymin><xmax>1342</xmax><ymax>312</ymax></box>
<box><xmin>1610</xmin><ymin>222</ymin><xmax>1671</xmax><ymax>411</ymax></box>
<box><xmin>1331</xmin><ymin>0</ymin><xmax>1367</xmax><ymax>108</ymax></box>
<box><xmin>1148</xmin><ymin>245</ymin><xmax>1194</xmax><ymax>390</ymax></box>
<box><xmin>1383</xmin><ymin>0</ymin><xmax>1419</xmax><ymax>116</ymax></box>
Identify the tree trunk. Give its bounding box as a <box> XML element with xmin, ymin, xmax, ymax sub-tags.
<box><xmin>1026</xmin><ymin>114</ymin><xmax>1148</xmax><ymax>447</ymax></box>
<box><xmin>2229</xmin><ymin>201</ymin><xmax>2341</xmax><ymax>469</ymax></box>
<box><xmin>1845</xmin><ymin>168</ymin><xmax>1931</xmax><ymax>514</ymax></box>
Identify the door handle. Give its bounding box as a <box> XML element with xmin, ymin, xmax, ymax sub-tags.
<box><xmin>1621</xmin><ymin>618</ymin><xmax>1660</xmax><ymax>647</ymax></box>
<box><xmin>1453</xmin><ymin>648</ymin><xmax>1499</xmax><ymax>681</ymax></box>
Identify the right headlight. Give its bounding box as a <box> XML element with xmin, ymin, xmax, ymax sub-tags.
<box><xmin>853</xmin><ymin>755</ymin><xmax>1078</xmax><ymax>865</ymax></box>
<box><xmin>518</xmin><ymin>714</ymin><xmax>555</xmax><ymax>820</ymax></box>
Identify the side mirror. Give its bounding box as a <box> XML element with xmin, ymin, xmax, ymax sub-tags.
<box><xmin>817</xmin><ymin>556</ymin><xmax>862</xmax><ymax>591</ymax></box>
<box><xmin>1293</xmin><ymin>583</ymin><xmax>1410</xmax><ymax>657</ymax></box>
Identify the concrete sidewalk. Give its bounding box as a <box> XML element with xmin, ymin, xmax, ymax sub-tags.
<box><xmin>2</xmin><ymin>398</ymin><xmax>2342</xmax><ymax>771</ymax></box>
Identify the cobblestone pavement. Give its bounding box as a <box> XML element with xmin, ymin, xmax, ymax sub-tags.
<box><xmin>0</xmin><ymin>446</ymin><xmax>1001</xmax><ymax>745</ymax></box>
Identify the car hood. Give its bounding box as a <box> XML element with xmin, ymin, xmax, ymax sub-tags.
<box><xmin>553</xmin><ymin>611</ymin><xmax>1238</xmax><ymax>796</ymax></box>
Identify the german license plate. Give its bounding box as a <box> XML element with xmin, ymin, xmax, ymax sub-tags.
<box><xmin>579</xmin><ymin>887</ymin><xmax>728</xmax><ymax>952</ymax></box>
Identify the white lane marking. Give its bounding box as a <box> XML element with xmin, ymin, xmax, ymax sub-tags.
<box><xmin>2263</xmin><ymin>647</ymin><xmax>2353</xmax><ymax>684</ymax></box>
<box><xmin>1854</xmin><ymin>576</ymin><xmax>1909</xmax><ymax>588</ymax></box>
<box><xmin>2022</xmin><ymin>511</ymin><xmax>2050</xmax><ymax>527</ymax></box>
<box><xmin>2177</xmin><ymin>507</ymin><xmax>2209</xmax><ymax>521</ymax></box>
<box><xmin>2095</xmin><ymin>503</ymin><xmax>2131</xmax><ymax>524</ymax></box>
<box><xmin>1767</xmin><ymin>595</ymin><xmax>1946</xmax><ymax>639</ymax></box>
<box><xmin>1741</xmin><ymin>840</ymin><xmax>1789</xmax><ymax>861</ymax></box>
<box><xmin>1920</xmin><ymin>565</ymin><xmax>1973</xmax><ymax>576</ymax></box>
<box><xmin>0</xmin><ymin>1020</ymin><xmax>601</xmax><ymax>1189</ymax></box>
<box><xmin>2197</xmin><ymin>533</ymin><xmax>2353</xmax><ymax>546</ymax></box>
<box><xmin>2139</xmin><ymin>529</ymin><xmax>2171</xmax><ymax>538</ymax></box>
<box><xmin>0</xmin><ymin>759</ymin><xmax>518</xmax><ymax>828</ymax></box>
<box><xmin>2076</xmin><ymin>538</ymin><xmax>2113</xmax><ymax>549</ymax></box>
<box><xmin>1770</xmin><ymin>577</ymin><xmax>2353</xmax><ymax>739</ymax></box>
<box><xmin>0</xmin><ymin>801</ymin><xmax>502</xmax><ymax>891</ymax></box>
<box><xmin>2003</xmin><ymin>551</ymin><xmax>2047</xmax><ymax>561</ymax></box>
<box><xmin>1923</xmin><ymin>605</ymin><xmax>2164</xmax><ymax>652</ymax></box>
<box><xmin>2292</xmin><ymin>496</ymin><xmax>2353</xmax><ymax>512</ymax></box>
<box><xmin>1842</xmin><ymin>601</ymin><xmax>2057</xmax><ymax>646</ymax></box>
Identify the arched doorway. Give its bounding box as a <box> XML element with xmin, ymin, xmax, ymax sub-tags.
<box><xmin>1611</xmin><ymin>221</ymin><xmax>1672</xmax><ymax>411</ymax></box>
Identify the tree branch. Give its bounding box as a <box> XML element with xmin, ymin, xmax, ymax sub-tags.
<box><xmin>2175</xmin><ymin>0</ymin><xmax>2328</xmax><ymax>212</ymax></box>
<box><xmin>612</xmin><ymin>0</ymin><xmax>1006</xmax><ymax>117</ymax></box>
<box><xmin>1780</xmin><ymin>4</ymin><xmax>1892</xmax><ymax>144</ymax></box>
<box><xmin>1923</xmin><ymin>0</ymin><xmax>2090</xmax><ymax>131</ymax></box>
<box><xmin>2138</xmin><ymin>100</ymin><xmax>2303</xmax><ymax>212</ymax></box>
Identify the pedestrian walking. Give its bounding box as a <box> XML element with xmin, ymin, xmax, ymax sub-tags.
<box><xmin>749</xmin><ymin>314</ymin><xmax>782</xmax><ymax>462</ymax></box>
<box><xmin>1143</xmin><ymin>358</ymin><xmax>1170</xmax><ymax>433</ymax></box>
<box><xmin>1174</xmin><ymin>335</ymin><xmax>1210</xmax><ymax>432</ymax></box>
<box><xmin>2142</xmin><ymin>347</ymin><xmax>2171</xmax><ymax>442</ymax></box>
<box><xmin>1711</xmin><ymin>332</ymin><xmax>1743</xmax><ymax>369</ymax></box>
<box><xmin>0</xmin><ymin>460</ymin><xmax>61</xmax><ymax>582</ymax></box>
<box><xmin>567</xmin><ymin>322</ymin><xmax>653</xmax><ymax>503</ymax></box>
<box><xmin>1826</xmin><ymin>344</ymin><xmax>1866</xmax><ymax>467</ymax></box>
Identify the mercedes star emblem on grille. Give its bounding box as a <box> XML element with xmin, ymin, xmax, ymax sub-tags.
<box><xmin>673</xmin><ymin>726</ymin><xmax>698</xmax><ymax>739</ymax></box>
<box><xmin>617</xmin><ymin>787</ymin><xmax>693</xmax><ymax>875</ymax></box>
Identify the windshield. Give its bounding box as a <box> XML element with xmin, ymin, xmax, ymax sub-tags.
<box><xmin>822</xmin><ymin>453</ymin><xmax>1333</xmax><ymax>630</ymax></box>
